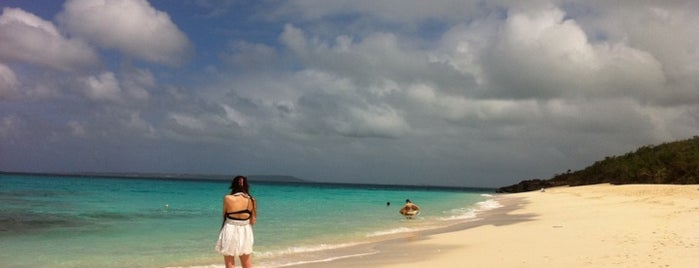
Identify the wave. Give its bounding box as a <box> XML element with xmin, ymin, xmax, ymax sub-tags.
<box><xmin>436</xmin><ymin>196</ymin><xmax>502</xmax><ymax>221</ymax></box>
<box><xmin>255</xmin><ymin>242</ymin><xmax>362</xmax><ymax>258</ymax></box>
<box><xmin>165</xmin><ymin>265</ymin><xmax>220</xmax><ymax>268</ymax></box>
<box><xmin>167</xmin><ymin>251</ymin><xmax>379</xmax><ymax>268</ymax></box>
<box><xmin>438</xmin><ymin>208</ymin><xmax>478</xmax><ymax>220</ymax></box>
<box><xmin>365</xmin><ymin>226</ymin><xmax>422</xmax><ymax>237</ymax></box>
<box><xmin>475</xmin><ymin>199</ymin><xmax>503</xmax><ymax>210</ymax></box>
<box><xmin>262</xmin><ymin>251</ymin><xmax>379</xmax><ymax>268</ymax></box>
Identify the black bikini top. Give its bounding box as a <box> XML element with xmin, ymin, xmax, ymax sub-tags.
<box><xmin>225</xmin><ymin>194</ymin><xmax>254</xmax><ymax>221</ymax></box>
<box><xmin>225</xmin><ymin>209</ymin><xmax>253</xmax><ymax>220</ymax></box>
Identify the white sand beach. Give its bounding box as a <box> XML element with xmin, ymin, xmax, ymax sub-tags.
<box><xmin>295</xmin><ymin>184</ymin><xmax>699</xmax><ymax>268</ymax></box>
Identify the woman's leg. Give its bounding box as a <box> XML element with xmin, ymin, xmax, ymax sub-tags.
<box><xmin>224</xmin><ymin>255</ymin><xmax>235</xmax><ymax>268</ymax></box>
<box><xmin>239</xmin><ymin>254</ymin><xmax>252</xmax><ymax>268</ymax></box>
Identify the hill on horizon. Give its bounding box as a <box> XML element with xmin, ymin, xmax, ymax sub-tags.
<box><xmin>497</xmin><ymin>136</ymin><xmax>699</xmax><ymax>193</ymax></box>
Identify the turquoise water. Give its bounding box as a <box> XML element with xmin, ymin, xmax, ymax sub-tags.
<box><xmin>0</xmin><ymin>174</ymin><xmax>496</xmax><ymax>267</ymax></box>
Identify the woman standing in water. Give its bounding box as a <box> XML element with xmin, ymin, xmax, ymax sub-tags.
<box><xmin>216</xmin><ymin>176</ymin><xmax>257</xmax><ymax>268</ymax></box>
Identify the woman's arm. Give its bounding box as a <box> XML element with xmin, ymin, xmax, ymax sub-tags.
<box><xmin>220</xmin><ymin>196</ymin><xmax>228</xmax><ymax>229</ymax></box>
<box><xmin>250</xmin><ymin>198</ymin><xmax>257</xmax><ymax>225</ymax></box>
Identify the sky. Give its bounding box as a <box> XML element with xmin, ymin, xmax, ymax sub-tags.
<box><xmin>0</xmin><ymin>0</ymin><xmax>697</xmax><ymax>187</ymax></box>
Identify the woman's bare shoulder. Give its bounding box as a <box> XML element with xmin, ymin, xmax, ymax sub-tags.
<box><xmin>225</xmin><ymin>194</ymin><xmax>250</xmax><ymax>200</ymax></box>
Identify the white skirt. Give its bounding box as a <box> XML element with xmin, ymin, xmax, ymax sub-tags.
<box><xmin>215</xmin><ymin>219</ymin><xmax>254</xmax><ymax>256</ymax></box>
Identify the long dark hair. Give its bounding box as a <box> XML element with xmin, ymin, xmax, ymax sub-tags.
<box><xmin>229</xmin><ymin>175</ymin><xmax>251</xmax><ymax>197</ymax></box>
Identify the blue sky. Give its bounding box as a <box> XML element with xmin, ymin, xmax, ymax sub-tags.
<box><xmin>1</xmin><ymin>0</ymin><xmax>697</xmax><ymax>187</ymax></box>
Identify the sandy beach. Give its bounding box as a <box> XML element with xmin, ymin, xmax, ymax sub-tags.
<box><xmin>293</xmin><ymin>184</ymin><xmax>699</xmax><ymax>268</ymax></box>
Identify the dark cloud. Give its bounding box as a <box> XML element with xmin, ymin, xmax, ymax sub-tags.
<box><xmin>1</xmin><ymin>1</ymin><xmax>698</xmax><ymax>187</ymax></box>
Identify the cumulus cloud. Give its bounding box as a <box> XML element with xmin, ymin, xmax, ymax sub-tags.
<box><xmin>483</xmin><ymin>7</ymin><xmax>666</xmax><ymax>101</ymax></box>
<box><xmin>71</xmin><ymin>67</ymin><xmax>153</xmax><ymax>103</ymax></box>
<box><xmin>279</xmin><ymin>24</ymin><xmax>474</xmax><ymax>92</ymax></box>
<box><xmin>234</xmin><ymin>6</ymin><xmax>696</xmax><ymax>146</ymax></box>
<box><xmin>0</xmin><ymin>7</ymin><xmax>100</xmax><ymax>71</ymax></box>
<box><xmin>2</xmin><ymin>0</ymin><xmax>698</xmax><ymax>186</ymax></box>
<box><xmin>58</xmin><ymin>0</ymin><xmax>192</xmax><ymax>66</ymax></box>
<box><xmin>577</xmin><ymin>1</ymin><xmax>699</xmax><ymax>105</ymax></box>
<box><xmin>256</xmin><ymin>3</ymin><xmax>698</xmax><ymax>174</ymax></box>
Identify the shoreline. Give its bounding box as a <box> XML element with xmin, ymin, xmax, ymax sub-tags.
<box><xmin>282</xmin><ymin>184</ymin><xmax>699</xmax><ymax>268</ymax></box>
<box><xmin>248</xmin><ymin>193</ymin><xmax>504</xmax><ymax>268</ymax></box>
<box><xmin>275</xmin><ymin>194</ymin><xmax>523</xmax><ymax>268</ymax></box>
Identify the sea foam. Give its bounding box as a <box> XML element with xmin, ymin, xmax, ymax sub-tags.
<box><xmin>366</xmin><ymin>226</ymin><xmax>422</xmax><ymax>237</ymax></box>
<box><xmin>475</xmin><ymin>198</ymin><xmax>503</xmax><ymax>210</ymax></box>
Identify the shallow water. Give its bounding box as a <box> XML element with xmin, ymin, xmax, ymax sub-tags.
<box><xmin>0</xmin><ymin>174</ymin><xmax>495</xmax><ymax>267</ymax></box>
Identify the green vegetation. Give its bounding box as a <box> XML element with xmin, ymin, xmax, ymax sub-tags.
<box><xmin>498</xmin><ymin>136</ymin><xmax>699</xmax><ymax>193</ymax></box>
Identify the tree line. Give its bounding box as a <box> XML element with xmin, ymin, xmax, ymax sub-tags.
<box><xmin>497</xmin><ymin>136</ymin><xmax>699</xmax><ymax>193</ymax></box>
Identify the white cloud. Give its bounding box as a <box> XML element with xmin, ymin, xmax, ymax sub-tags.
<box><xmin>0</xmin><ymin>7</ymin><xmax>100</xmax><ymax>72</ymax></box>
<box><xmin>59</xmin><ymin>0</ymin><xmax>192</xmax><ymax>66</ymax></box>
<box><xmin>482</xmin><ymin>6</ymin><xmax>666</xmax><ymax>102</ymax></box>
<box><xmin>280</xmin><ymin>24</ymin><xmax>308</xmax><ymax>56</ymax></box>
<box><xmin>221</xmin><ymin>104</ymin><xmax>250</xmax><ymax>128</ymax></box>
<box><xmin>74</xmin><ymin>69</ymin><xmax>152</xmax><ymax>103</ymax></box>
<box><xmin>187</xmin><ymin>1</ymin><xmax>698</xmax><ymax>184</ymax></box>
<box><xmin>279</xmin><ymin>24</ymin><xmax>473</xmax><ymax>92</ymax></box>
<box><xmin>79</xmin><ymin>72</ymin><xmax>123</xmax><ymax>102</ymax></box>
<box><xmin>576</xmin><ymin>1</ymin><xmax>699</xmax><ymax>105</ymax></box>
<box><xmin>433</xmin><ymin>22</ymin><xmax>495</xmax><ymax>87</ymax></box>
<box><xmin>121</xmin><ymin>111</ymin><xmax>156</xmax><ymax>137</ymax></box>
<box><xmin>0</xmin><ymin>63</ymin><xmax>19</xmax><ymax>98</ymax></box>
<box><xmin>3</xmin><ymin>1</ymin><xmax>699</xmax><ymax>186</ymax></box>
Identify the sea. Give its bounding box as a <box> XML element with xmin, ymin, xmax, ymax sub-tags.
<box><xmin>0</xmin><ymin>174</ymin><xmax>500</xmax><ymax>268</ymax></box>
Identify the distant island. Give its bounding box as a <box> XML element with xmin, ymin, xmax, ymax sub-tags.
<box><xmin>497</xmin><ymin>136</ymin><xmax>699</xmax><ymax>193</ymax></box>
<box><xmin>0</xmin><ymin>171</ymin><xmax>309</xmax><ymax>183</ymax></box>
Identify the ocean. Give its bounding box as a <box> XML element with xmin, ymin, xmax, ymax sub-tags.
<box><xmin>0</xmin><ymin>174</ymin><xmax>498</xmax><ymax>268</ymax></box>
